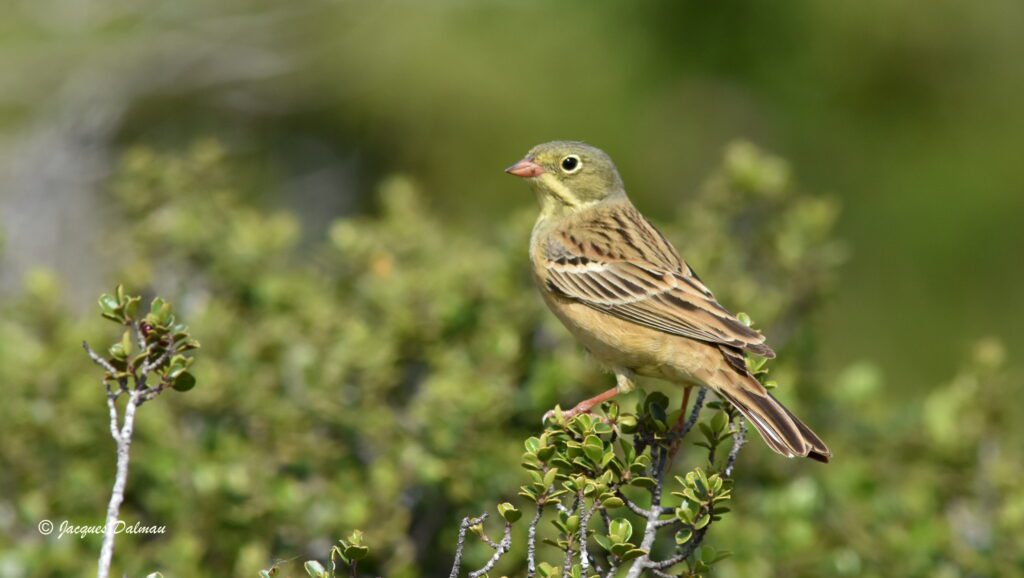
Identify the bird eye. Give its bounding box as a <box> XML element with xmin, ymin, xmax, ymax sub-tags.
<box><xmin>560</xmin><ymin>155</ymin><xmax>582</xmax><ymax>174</ymax></box>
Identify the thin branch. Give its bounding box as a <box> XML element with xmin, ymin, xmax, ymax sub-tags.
<box><xmin>652</xmin><ymin>517</ymin><xmax>680</xmax><ymax>529</ymax></box>
<box><xmin>578</xmin><ymin>494</ymin><xmax>596</xmax><ymax>575</ymax></box>
<box><xmin>679</xmin><ymin>388</ymin><xmax>707</xmax><ymax>439</ymax></box>
<box><xmin>448</xmin><ymin>513</ymin><xmax>486</xmax><ymax>578</ymax></box>
<box><xmin>104</xmin><ymin>384</ymin><xmax>122</xmax><ymax>444</ymax></box>
<box><xmin>469</xmin><ymin>520</ymin><xmax>512</xmax><ymax>578</ymax></box>
<box><xmin>625</xmin><ymin>446</ymin><xmax>669</xmax><ymax>578</ymax></box>
<box><xmin>616</xmin><ymin>491</ymin><xmax>653</xmax><ymax>518</ymax></box>
<box><xmin>562</xmin><ymin>498</ymin><xmax>578</xmax><ymax>578</ymax></box>
<box><xmin>599</xmin><ymin>508</ymin><xmax>619</xmax><ymax>578</ymax></box>
<box><xmin>132</xmin><ymin>321</ymin><xmax>147</xmax><ymax>356</ymax></box>
<box><xmin>140</xmin><ymin>343</ymin><xmax>172</xmax><ymax>376</ymax></box>
<box><xmin>97</xmin><ymin>391</ymin><xmax>140</xmax><ymax>578</ymax></box>
<box><xmin>526</xmin><ymin>505</ymin><xmax>544</xmax><ymax>578</ymax></box>
<box><xmin>83</xmin><ymin>341</ymin><xmax>118</xmax><ymax>375</ymax></box>
<box><xmin>725</xmin><ymin>419</ymin><xmax>747</xmax><ymax>478</ymax></box>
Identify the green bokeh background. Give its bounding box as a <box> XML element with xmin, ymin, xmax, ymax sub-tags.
<box><xmin>2</xmin><ymin>1</ymin><xmax>1023</xmax><ymax>577</ymax></box>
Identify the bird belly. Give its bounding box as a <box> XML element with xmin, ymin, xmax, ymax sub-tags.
<box><xmin>543</xmin><ymin>296</ymin><xmax>712</xmax><ymax>387</ymax></box>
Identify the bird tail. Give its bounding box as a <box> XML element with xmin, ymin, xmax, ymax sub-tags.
<box><xmin>715</xmin><ymin>377</ymin><xmax>831</xmax><ymax>463</ymax></box>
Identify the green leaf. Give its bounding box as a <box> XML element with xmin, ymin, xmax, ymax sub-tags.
<box><xmin>525</xmin><ymin>437</ymin><xmax>542</xmax><ymax>454</ymax></box>
<box><xmin>593</xmin><ymin>533</ymin><xmax>613</xmax><ymax>552</ymax></box>
<box><xmin>497</xmin><ymin>502</ymin><xmax>522</xmax><ymax>523</ymax></box>
<box><xmin>99</xmin><ymin>294</ymin><xmax>120</xmax><ymax>316</ymax></box>
<box><xmin>618</xmin><ymin>548</ymin><xmax>648</xmax><ymax>562</ymax></box>
<box><xmin>610</xmin><ymin>542</ymin><xmax>634</xmax><ymax>557</ymax></box>
<box><xmin>601</xmin><ymin>496</ymin><xmax>624</xmax><ymax>509</ymax></box>
<box><xmin>617</xmin><ymin>415</ymin><xmax>638</xmax><ymax>433</ymax></box>
<box><xmin>124</xmin><ymin>296</ymin><xmax>141</xmax><ymax>320</ymax></box>
<box><xmin>537</xmin><ymin>445</ymin><xmax>556</xmax><ymax>461</ymax></box>
<box><xmin>630</xmin><ymin>477</ymin><xmax>657</xmax><ymax>490</ymax></box>
<box><xmin>172</xmin><ymin>371</ymin><xmax>197</xmax><ymax>392</ymax></box>
<box><xmin>344</xmin><ymin>545</ymin><xmax>369</xmax><ymax>561</ymax></box>
<box><xmin>543</xmin><ymin>467</ymin><xmax>559</xmax><ymax>488</ymax></box>
<box><xmin>303</xmin><ymin>561</ymin><xmax>326</xmax><ymax>578</ymax></box>
<box><xmin>583</xmin><ymin>435</ymin><xmax>604</xmax><ymax>464</ymax></box>
<box><xmin>609</xmin><ymin>519</ymin><xmax>632</xmax><ymax>542</ymax></box>
<box><xmin>120</xmin><ymin>331</ymin><xmax>133</xmax><ymax>357</ymax></box>
<box><xmin>710</xmin><ymin>411</ymin><xmax>728</xmax><ymax>434</ymax></box>
<box><xmin>676</xmin><ymin>529</ymin><xmax>693</xmax><ymax>545</ymax></box>
<box><xmin>109</xmin><ymin>343</ymin><xmax>127</xmax><ymax>360</ymax></box>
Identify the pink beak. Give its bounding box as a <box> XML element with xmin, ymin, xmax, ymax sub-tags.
<box><xmin>505</xmin><ymin>158</ymin><xmax>545</xmax><ymax>178</ymax></box>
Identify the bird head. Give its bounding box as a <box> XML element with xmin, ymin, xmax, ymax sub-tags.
<box><xmin>506</xmin><ymin>141</ymin><xmax>626</xmax><ymax>214</ymax></box>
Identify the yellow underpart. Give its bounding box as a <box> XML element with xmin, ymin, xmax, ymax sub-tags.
<box><xmin>538</xmin><ymin>173</ymin><xmax>581</xmax><ymax>208</ymax></box>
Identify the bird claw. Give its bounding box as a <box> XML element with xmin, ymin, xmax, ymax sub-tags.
<box><xmin>542</xmin><ymin>405</ymin><xmax>586</xmax><ymax>426</ymax></box>
<box><xmin>543</xmin><ymin>404</ymin><xmax>612</xmax><ymax>427</ymax></box>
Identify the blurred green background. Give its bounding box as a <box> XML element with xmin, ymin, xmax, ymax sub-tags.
<box><xmin>1</xmin><ymin>1</ymin><xmax>1022</xmax><ymax>577</ymax></box>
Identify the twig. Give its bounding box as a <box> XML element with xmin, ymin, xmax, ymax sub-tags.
<box><xmin>624</xmin><ymin>446</ymin><xmax>669</xmax><ymax>578</ymax></box>
<box><xmin>84</xmin><ymin>340</ymin><xmax>139</xmax><ymax>578</ymax></box>
<box><xmin>469</xmin><ymin>520</ymin><xmax>512</xmax><ymax>578</ymax></box>
<box><xmin>725</xmin><ymin>419</ymin><xmax>747</xmax><ymax>478</ymax></box>
<box><xmin>83</xmin><ymin>341</ymin><xmax>118</xmax><ymax>375</ymax></box>
<box><xmin>449</xmin><ymin>514</ymin><xmax>487</xmax><ymax>578</ymax></box>
<box><xmin>616</xmin><ymin>492</ymin><xmax>653</xmax><ymax>518</ymax></box>
<box><xmin>526</xmin><ymin>505</ymin><xmax>544</xmax><ymax>578</ymax></box>
<box><xmin>562</xmin><ymin>498</ymin><xmax>578</xmax><ymax>578</ymax></box>
<box><xmin>578</xmin><ymin>493</ymin><xmax>596</xmax><ymax>575</ymax></box>
<box><xmin>97</xmin><ymin>389</ymin><xmax>140</xmax><ymax>578</ymax></box>
<box><xmin>667</xmin><ymin>388</ymin><xmax>707</xmax><ymax>464</ymax></box>
<box><xmin>139</xmin><ymin>342</ymin><xmax>173</xmax><ymax>377</ymax></box>
<box><xmin>679</xmin><ymin>388</ymin><xmax>707</xmax><ymax>439</ymax></box>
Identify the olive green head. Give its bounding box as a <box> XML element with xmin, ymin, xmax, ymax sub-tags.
<box><xmin>506</xmin><ymin>141</ymin><xmax>626</xmax><ymax>212</ymax></box>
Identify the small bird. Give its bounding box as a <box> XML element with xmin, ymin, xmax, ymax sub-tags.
<box><xmin>506</xmin><ymin>141</ymin><xmax>831</xmax><ymax>462</ymax></box>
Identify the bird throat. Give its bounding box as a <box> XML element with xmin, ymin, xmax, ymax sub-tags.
<box><xmin>535</xmin><ymin>173</ymin><xmax>584</xmax><ymax>218</ymax></box>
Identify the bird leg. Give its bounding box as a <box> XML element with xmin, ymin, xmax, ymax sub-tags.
<box><xmin>544</xmin><ymin>372</ymin><xmax>635</xmax><ymax>423</ymax></box>
<box><xmin>672</xmin><ymin>387</ymin><xmax>693</xmax><ymax>433</ymax></box>
<box><xmin>667</xmin><ymin>387</ymin><xmax>694</xmax><ymax>463</ymax></box>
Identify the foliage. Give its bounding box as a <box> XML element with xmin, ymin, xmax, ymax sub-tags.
<box><xmin>90</xmin><ymin>284</ymin><xmax>200</xmax><ymax>396</ymax></box>
<box><xmin>84</xmin><ymin>286</ymin><xmax>200</xmax><ymax>578</ymax></box>
<box><xmin>290</xmin><ymin>391</ymin><xmax>744</xmax><ymax>578</ymax></box>
<box><xmin>1</xmin><ymin>139</ymin><xmax>1021</xmax><ymax>578</ymax></box>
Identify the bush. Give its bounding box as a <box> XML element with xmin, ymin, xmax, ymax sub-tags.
<box><xmin>2</xmin><ymin>139</ymin><xmax>1020</xmax><ymax>577</ymax></box>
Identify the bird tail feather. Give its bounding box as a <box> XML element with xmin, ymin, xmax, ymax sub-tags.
<box><xmin>715</xmin><ymin>379</ymin><xmax>831</xmax><ymax>463</ymax></box>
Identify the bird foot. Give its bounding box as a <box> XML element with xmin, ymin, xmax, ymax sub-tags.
<box><xmin>542</xmin><ymin>404</ymin><xmax>590</xmax><ymax>426</ymax></box>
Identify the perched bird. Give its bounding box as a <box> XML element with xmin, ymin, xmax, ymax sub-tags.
<box><xmin>506</xmin><ymin>141</ymin><xmax>831</xmax><ymax>462</ymax></box>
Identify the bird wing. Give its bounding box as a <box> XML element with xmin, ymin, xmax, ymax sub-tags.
<box><xmin>539</xmin><ymin>204</ymin><xmax>775</xmax><ymax>357</ymax></box>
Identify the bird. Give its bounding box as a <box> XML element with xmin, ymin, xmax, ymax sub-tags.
<box><xmin>505</xmin><ymin>140</ymin><xmax>831</xmax><ymax>462</ymax></box>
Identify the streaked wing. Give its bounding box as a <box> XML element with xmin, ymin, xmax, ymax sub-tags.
<box><xmin>540</xmin><ymin>204</ymin><xmax>775</xmax><ymax>357</ymax></box>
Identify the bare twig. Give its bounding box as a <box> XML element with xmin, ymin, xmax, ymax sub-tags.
<box><xmin>139</xmin><ymin>342</ymin><xmax>173</xmax><ymax>377</ymax></box>
<box><xmin>97</xmin><ymin>389</ymin><xmax>140</xmax><ymax>578</ymax></box>
<box><xmin>679</xmin><ymin>388</ymin><xmax>707</xmax><ymax>439</ymax></box>
<box><xmin>625</xmin><ymin>447</ymin><xmax>669</xmax><ymax>578</ymax></box>
<box><xmin>469</xmin><ymin>520</ymin><xmax>512</xmax><ymax>578</ymax></box>
<box><xmin>562</xmin><ymin>498</ymin><xmax>578</xmax><ymax>578</ymax></box>
<box><xmin>667</xmin><ymin>388</ymin><xmax>708</xmax><ymax>464</ymax></box>
<box><xmin>617</xmin><ymin>491</ymin><xmax>653</xmax><ymax>518</ymax></box>
<box><xmin>725</xmin><ymin>419</ymin><xmax>747</xmax><ymax>478</ymax></box>
<box><xmin>449</xmin><ymin>514</ymin><xmax>487</xmax><ymax>578</ymax></box>
<box><xmin>578</xmin><ymin>494</ymin><xmax>596</xmax><ymax>575</ymax></box>
<box><xmin>83</xmin><ymin>341</ymin><xmax>118</xmax><ymax>375</ymax></box>
<box><xmin>526</xmin><ymin>505</ymin><xmax>544</xmax><ymax>578</ymax></box>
